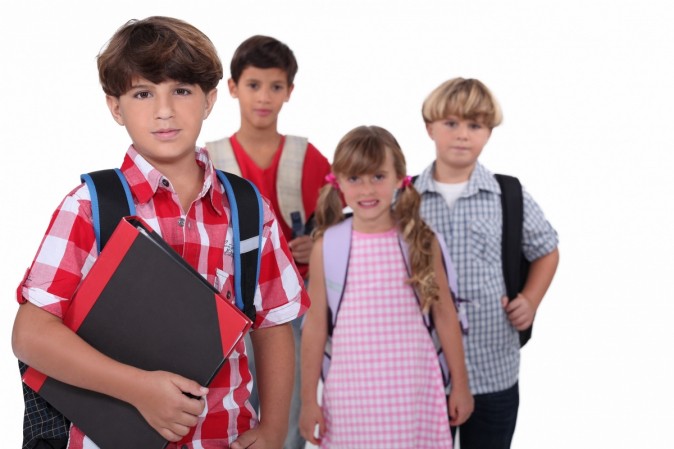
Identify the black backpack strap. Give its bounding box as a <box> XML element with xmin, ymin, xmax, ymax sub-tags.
<box><xmin>80</xmin><ymin>169</ymin><xmax>135</xmax><ymax>253</ymax></box>
<box><xmin>216</xmin><ymin>170</ymin><xmax>262</xmax><ymax>322</ymax></box>
<box><xmin>495</xmin><ymin>174</ymin><xmax>532</xmax><ymax>347</ymax></box>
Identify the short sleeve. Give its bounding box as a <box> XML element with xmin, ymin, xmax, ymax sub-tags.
<box><xmin>251</xmin><ymin>197</ymin><xmax>310</xmax><ymax>329</ymax></box>
<box><xmin>521</xmin><ymin>188</ymin><xmax>559</xmax><ymax>262</ymax></box>
<box><xmin>17</xmin><ymin>184</ymin><xmax>97</xmax><ymax>318</ymax></box>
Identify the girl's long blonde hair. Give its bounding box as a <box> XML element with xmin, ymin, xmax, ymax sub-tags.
<box><xmin>314</xmin><ymin>125</ymin><xmax>439</xmax><ymax>311</ymax></box>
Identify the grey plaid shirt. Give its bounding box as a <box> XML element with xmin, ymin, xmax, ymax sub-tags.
<box><xmin>416</xmin><ymin>162</ymin><xmax>558</xmax><ymax>394</ymax></box>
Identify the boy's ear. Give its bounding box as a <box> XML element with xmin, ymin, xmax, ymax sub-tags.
<box><xmin>106</xmin><ymin>95</ymin><xmax>125</xmax><ymax>126</ymax></box>
<box><xmin>425</xmin><ymin>122</ymin><xmax>434</xmax><ymax>139</ymax></box>
<box><xmin>228</xmin><ymin>78</ymin><xmax>238</xmax><ymax>98</ymax></box>
<box><xmin>203</xmin><ymin>88</ymin><xmax>218</xmax><ymax>119</ymax></box>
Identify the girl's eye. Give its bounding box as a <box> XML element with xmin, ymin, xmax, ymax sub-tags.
<box><xmin>346</xmin><ymin>176</ymin><xmax>360</xmax><ymax>183</ymax></box>
<box><xmin>373</xmin><ymin>174</ymin><xmax>385</xmax><ymax>181</ymax></box>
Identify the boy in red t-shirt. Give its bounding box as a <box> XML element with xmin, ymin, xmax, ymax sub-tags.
<box><xmin>206</xmin><ymin>35</ymin><xmax>330</xmax><ymax>449</ymax></box>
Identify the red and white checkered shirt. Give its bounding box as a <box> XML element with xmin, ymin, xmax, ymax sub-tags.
<box><xmin>17</xmin><ymin>146</ymin><xmax>310</xmax><ymax>449</ymax></box>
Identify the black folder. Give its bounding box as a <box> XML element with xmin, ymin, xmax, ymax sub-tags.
<box><xmin>23</xmin><ymin>216</ymin><xmax>252</xmax><ymax>449</ymax></box>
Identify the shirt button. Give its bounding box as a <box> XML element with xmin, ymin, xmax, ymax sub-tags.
<box><xmin>226</xmin><ymin>290</ymin><xmax>232</xmax><ymax>299</ymax></box>
<box><xmin>181</xmin><ymin>445</ymin><xmax>188</xmax><ymax>449</ymax></box>
<box><xmin>162</xmin><ymin>179</ymin><xmax>170</xmax><ymax>187</ymax></box>
<box><xmin>178</xmin><ymin>218</ymin><xmax>185</xmax><ymax>227</ymax></box>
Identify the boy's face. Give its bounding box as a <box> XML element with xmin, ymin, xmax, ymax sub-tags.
<box><xmin>106</xmin><ymin>77</ymin><xmax>217</xmax><ymax>168</ymax></box>
<box><xmin>426</xmin><ymin>115</ymin><xmax>491</xmax><ymax>179</ymax></box>
<box><xmin>228</xmin><ymin>67</ymin><xmax>293</xmax><ymax>131</ymax></box>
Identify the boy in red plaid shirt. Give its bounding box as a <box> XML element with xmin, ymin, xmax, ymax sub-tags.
<box><xmin>12</xmin><ymin>16</ymin><xmax>308</xmax><ymax>449</ymax></box>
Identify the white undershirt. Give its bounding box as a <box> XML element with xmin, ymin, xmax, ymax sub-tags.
<box><xmin>432</xmin><ymin>179</ymin><xmax>468</xmax><ymax>209</ymax></box>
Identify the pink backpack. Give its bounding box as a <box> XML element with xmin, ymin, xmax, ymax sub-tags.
<box><xmin>321</xmin><ymin>217</ymin><xmax>467</xmax><ymax>387</ymax></box>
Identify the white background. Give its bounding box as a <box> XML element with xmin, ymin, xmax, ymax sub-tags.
<box><xmin>1</xmin><ymin>1</ymin><xmax>672</xmax><ymax>447</ymax></box>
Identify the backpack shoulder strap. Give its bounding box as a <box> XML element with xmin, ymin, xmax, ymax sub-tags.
<box><xmin>494</xmin><ymin>173</ymin><xmax>533</xmax><ymax>346</ymax></box>
<box><xmin>80</xmin><ymin>168</ymin><xmax>135</xmax><ymax>253</ymax></box>
<box><xmin>322</xmin><ymin>216</ymin><xmax>353</xmax><ymax>335</ymax></box>
<box><xmin>216</xmin><ymin>170</ymin><xmax>262</xmax><ymax>322</ymax></box>
<box><xmin>494</xmin><ymin>174</ymin><xmax>524</xmax><ymax>300</ymax></box>
<box><xmin>277</xmin><ymin>135</ymin><xmax>309</xmax><ymax>230</ymax></box>
<box><xmin>207</xmin><ymin>137</ymin><xmax>242</xmax><ymax>177</ymax></box>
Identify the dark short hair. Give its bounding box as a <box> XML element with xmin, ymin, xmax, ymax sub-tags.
<box><xmin>97</xmin><ymin>16</ymin><xmax>223</xmax><ymax>97</ymax></box>
<box><xmin>230</xmin><ymin>35</ymin><xmax>298</xmax><ymax>85</ymax></box>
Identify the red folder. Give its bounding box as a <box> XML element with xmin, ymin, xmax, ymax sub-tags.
<box><xmin>23</xmin><ymin>216</ymin><xmax>252</xmax><ymax>449</ymax></box>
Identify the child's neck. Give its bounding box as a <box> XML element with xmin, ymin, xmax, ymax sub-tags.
<box><xmin>352</xmin><ymin>213</ymin><xmax>396</xmax><ymax>234</ymax></box>
<box><xmin>235</xmin><ymin>126</ymin><xmax>282</xmax><ymax>170</ymax></box>
<box><xmin>158</xmin><ymin>158</ymin><xmax>204</xmax><ymax>213</ymax></box>
<box><xmin>434</xmin><ymin>162</ymin><xmax>475</xmax><ymax>184</ymax></box>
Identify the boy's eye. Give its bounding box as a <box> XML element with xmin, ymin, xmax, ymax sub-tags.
<box><xmin>469</xmin><ymin>122</ymin><xmax>482</xmax><ymax>130</ymax></box>
<box><xmin>272</xmin><ymin>84</ymin><xmax>285</xmax><ymax>92</ymax></box>
<box><xmin>133</xmin><ymin>91</ymin><xmax>151</xmax><ymax>99</ymax></box>
<box><xmin>444</xmin><ymin>120</ymin><xmax>458</xmax><ymax>128</ymax></box>
<box><xmin>175</xmin><ymin>87</ymin><xmax>191</xmax><ymax>96</ymax></box>
<box><xmin>247</xmin><ymin>82</ymin><xmax>259</xmax><ymax>90</ymax></box>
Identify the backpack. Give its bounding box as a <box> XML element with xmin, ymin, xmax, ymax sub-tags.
<box><xmin>320</xmin><ymin>216</ymin><xmax>465</xmax><ymax>388</ymax></box>
<box><xmin>206</xmin><ymin>135</ymin><xmax>309</xmax><ymax>232</ymax></box>
<box><xmin>494</xmin><ymin>174</ymin><xmax>532</xmax><ymax>347</ymax></box>
<box><xmin>413</xmin><ymin>172</ymin><xmax>533</xmax><ymax>347</ymax></box>
<box><xmin>19</xmin><ymin>168</ymin><xmax>262</xmax><ymax>449</ymax></box>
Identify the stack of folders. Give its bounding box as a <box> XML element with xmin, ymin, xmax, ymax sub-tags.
<box><xmin>23</xmin><ymin>216</ymin><xmax>253</xmax><ymax>449</ymax></box>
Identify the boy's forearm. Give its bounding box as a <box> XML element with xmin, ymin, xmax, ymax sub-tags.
<box><xmin>522</xmin><ymin>248</ymin><xmax>560</xmax><ymax>309</ymax></box>
<box><xmin>251</xmin><ymin>322</ymin><xmax>295</xmax><ymax>438</ymax></box>
<box><xmin>12</xmin><ymin>302</ymin><xmax>144</xmax><ymax>402</ymax></box>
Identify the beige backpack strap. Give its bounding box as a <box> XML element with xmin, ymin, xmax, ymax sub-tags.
<box><xmin>277</xmin><ymin>135</ymin><xmax>308</xmax><ymax>230</ymax></box>
<box><xmin>205</xmin><ymin>137</ymin><xmax>242</xmax><ymax>177</ymax></box>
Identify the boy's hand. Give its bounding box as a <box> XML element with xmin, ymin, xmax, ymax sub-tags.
<box><xmin>448</xmin><ymin>385</ymin><xmax>474</xmax><ymax>426</ymax></box>
<box><xmin>501</xmin><ymin>294</ymin><xmax>536</xmax><ymax>330</ymax></box>
<box><xmin>288</xmin><ymin>235</ymin><xmax>313</xmax><ymax>264</ymax></box>
<box><xmin>299</xmin><ymin>402</ymin><xmax>325</xmax><ymax>446</ymax></box>
<box><xmin>131</xmin><ymin>370</ymin><xmax>207</xmax><ymax>442</ymax></box>
<box><xmin>230</xmin><ymin>423</ymin><xmax>284</xmax><ymax>449</ymax></box>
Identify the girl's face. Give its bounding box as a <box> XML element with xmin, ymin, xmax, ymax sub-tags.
<box><xmin>337</xmin><ymin>149</ymin><xmax>403</xmax><ymax>233</ymax></box>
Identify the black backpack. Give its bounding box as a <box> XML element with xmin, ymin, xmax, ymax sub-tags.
<box><xmin>413</xmin><ymin>172</ymin><xmax>532</xmax><ymax>347</ymax></box>
<box><xmin>20</xmin><ymin>168</ymin><xmax>262</xmax><ymax>449</ymax></box>
<box><xmin>494</xmin><ymin>174</ymin><xmax>532</xmax><ymax>347</ymax></box>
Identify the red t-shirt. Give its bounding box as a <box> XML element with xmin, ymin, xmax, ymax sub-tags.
<box><xmin>229</xmin><ymin>134</ymin><xmax>331</xmax><ymax>278</ymax></box>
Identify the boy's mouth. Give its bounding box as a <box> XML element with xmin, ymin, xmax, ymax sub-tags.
<box><xmin>153</xmin><ymin>128</ymin><xmax>180</xmax><ymax>140</ymax></box>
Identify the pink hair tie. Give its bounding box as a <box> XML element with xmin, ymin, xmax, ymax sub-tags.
<box><xmin>325</xmin><ymin>172</ymin><xmax>340</xmax><ymax>190</ymax></box>
<box><xmin>401</xmin><ymin>175</ymin><xmax>413</xmax><ymax>188</ymax></box>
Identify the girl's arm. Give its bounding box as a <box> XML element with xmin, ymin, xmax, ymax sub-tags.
<box><xmin>502</xmin><ymin>248</ymin><xmax>560</xmax><ymax>330</ymax></box>
<box><xmin>12</xmin><ymin>302</ymin><xmax>207</xmax><ymax>442</ymax></box>
<box><xmin>430</xmin><ymin>239</ymin><xmax>474</xmax><ymax>427</ymax></box>
<box><xmin>299</xmin><ymin>237</ymin><xmax>329</xmax><ymax>445</ymax></box>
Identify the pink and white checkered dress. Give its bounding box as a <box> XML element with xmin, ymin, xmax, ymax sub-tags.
<box><xmin>321</xmin><ymin>228</ymin><xmax>452</xmax><ymax>448</ymax></box>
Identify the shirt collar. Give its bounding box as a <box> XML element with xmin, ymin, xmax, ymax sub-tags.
<box><xmin>120</xmin><ymin>145</ymin><xmax>226</xmax><ymax>216</ymax></box>
<box><xmin>415</xmin><ymin>161</ymin><xmax>499</xmax><ymax>198</ymax></box>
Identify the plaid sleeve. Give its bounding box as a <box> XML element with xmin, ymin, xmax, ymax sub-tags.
<box><xmin>522</xmin><ymin>187</ymin><xmax>559</xmax><ymax>261</ymax></box>
<box><xmin>252</xmin><ymin>198</ymin><xmax>310</xmax><ymax>329</ymax></box>
<box><xmin>17</xmin><ymin>184</ymin><xmax>97</xmax><ymax>319</ymax></box>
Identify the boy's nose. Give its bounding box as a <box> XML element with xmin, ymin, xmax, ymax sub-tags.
<box><xmin>155</xmin><ymin>96</ymin><xmax>175</xmax><ymax>120</ymax></box>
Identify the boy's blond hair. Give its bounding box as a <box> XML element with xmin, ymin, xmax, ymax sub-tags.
<box><xmin>422</xmin><ymin>77</ymin><xmax>503</xmax><ymax>129</ymax></box>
